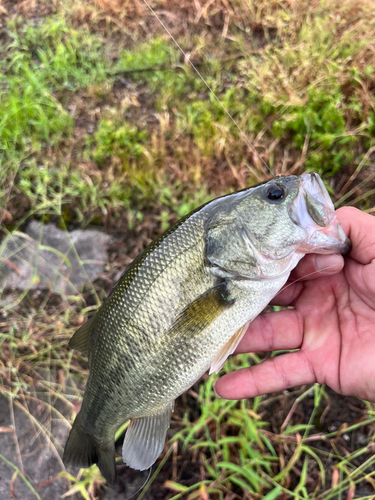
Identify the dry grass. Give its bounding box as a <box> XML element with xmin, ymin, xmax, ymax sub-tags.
<box><xmin>1</xmin><ymin>0</ymin><xmax>375</xmax><ymax>498</ymax></box>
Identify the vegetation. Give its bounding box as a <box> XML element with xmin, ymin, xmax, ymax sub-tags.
<box><xmin>1</xmin><ymin>0</ymin><xmax>375</xmax><ymax>499</ymax></box>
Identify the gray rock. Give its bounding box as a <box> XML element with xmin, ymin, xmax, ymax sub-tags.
<box><xmin>0</xmin><ymin>222</ymin><xmax>111</xmax><ymax>297</ymax></box>
<box><xmin>0</xmin><ymin>390</ymin><xmax>155</xmax><ymax>500</ymax></box>
<box><xmin>0</xmin><ymin>394</ymin><xmax>71</xmax><ymax>500</ymax></box>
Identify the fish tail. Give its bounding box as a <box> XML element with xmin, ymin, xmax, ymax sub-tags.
<box><xmin>63</xmin><ymin>413</ymin><xmax>116</xmax><ymax>484</ymax></box>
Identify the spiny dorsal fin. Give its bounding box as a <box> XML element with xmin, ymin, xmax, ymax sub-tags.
<box><xmin>168</xmin><ymin>281</ymin><xmax>235</xmax><ymax>340</ymax></box>
<box><xmin>209</xmin><ymin>320</ymin><xmax>251</xmax><ymax>375</ymax></box>
<box><xmin>122</xmin><ymin>402</ymin><xmax>174</xmax><ymax>471</ymax></box>
<box><xmin>68</xmin><ymin>316</ymin><xmax>95</xmax><ymax>355</ymax></box>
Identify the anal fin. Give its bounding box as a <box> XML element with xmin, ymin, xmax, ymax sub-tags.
<box><xmin>122</xmin><ymin>402</ymin><xmax>174</xmax><ymax>471</ymax></box>
<box><xmin>209</xmin><ymin>320</ymin><xmax>251</xmax><ymax>375</ymax></box>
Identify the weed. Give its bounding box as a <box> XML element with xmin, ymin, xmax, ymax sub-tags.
<box><xmin>90</xmin><ymin>118</ymin><xmax>148</xmax><ymax>166</ymax></box>
<box><xmin>1</xmin><ymin>0</ymin><xmax>375</xmax><ymax>499</ymax></box>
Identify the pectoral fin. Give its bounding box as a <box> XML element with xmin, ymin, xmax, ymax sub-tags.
<box><xmin>168</xmin><ymin>281</ymin><xmax>235</xmax><ymax>340</ymax></box>
<box><xmin>122</xmin><ymin>402</ymin><xmax>174</xmax><ymax>471</ymax></box>
<box><xmin>209</xmin><ymin>320</ymin><xmax>251</xmax><ymax>374</ymax></box>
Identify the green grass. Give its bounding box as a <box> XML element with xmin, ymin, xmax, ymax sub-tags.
<box><xmin>239</xmin><ymin>8</ymin><xmax>375</xmax><ymax>176</ymax></box>
<box><xmin>1</xmin><ymin>0</ymin><xmax>375</xmax><ymax>498</ymax></box>
<box><xmin>0</xmin><ymin>16</ymin><xmax>106</xmax><ymax>158</ymax></box>
<box><xmin>2</xmin><ymin>0</ymin><xmax>374</xmax><ymax>224</ymax></box>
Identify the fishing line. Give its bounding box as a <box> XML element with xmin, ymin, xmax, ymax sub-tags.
<box><xmin>141</xmin><ymin>0</ymin><xmax>274</xmax><ymax>176</ymax></box>
<box><xmin>123</xmin><ymin>467</ymin><xmax>152</xmax><ymax>500</ymax></box>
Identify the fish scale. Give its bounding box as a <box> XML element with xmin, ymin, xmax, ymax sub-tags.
<box><xmin>63</xmin><ymin>173</ymin><xmax>351</xmax><ymax>483</ymax></box>
<box><xmin>81</xmin><ymin>212</ymin><xmax>210</xmax><ymax>420</ymax></box>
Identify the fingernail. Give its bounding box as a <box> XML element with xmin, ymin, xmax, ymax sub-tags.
<box><xmin>213</xmin><ymin>382</ymin><xmax>222</xmax><ymax>399</ymax></box>
<box><xmin>316</xmin><ymin>254</ymin><xmax>343</xmax><ymax>273</ymax></box>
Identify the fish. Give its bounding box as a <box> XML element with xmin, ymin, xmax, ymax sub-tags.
<box><xmin>63</xmin><ymin>172</ymin><xmax>351</xmax><ymax>484</ymax></box>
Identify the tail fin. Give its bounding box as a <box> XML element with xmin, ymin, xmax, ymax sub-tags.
<box><xmin>63</xmin><ymin>414</ymin><xmax>116</xmax><ymax>484</ymax></box>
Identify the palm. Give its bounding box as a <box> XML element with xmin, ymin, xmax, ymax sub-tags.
<box><xmin>289</xmin><ymin>266</ymin><xmax>375</xmax><ymax>401</ymax></box>
<box><xmin>215</xmin><ymin>207</ymin><xmax>375</xmax><ymax>403</ymax></box>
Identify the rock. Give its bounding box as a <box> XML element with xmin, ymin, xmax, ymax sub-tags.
<box><xmin>0</xmin><ymin>391</ymin><xmax>154</xmax><ymax>500</ymax></box>
<box><xmin>0</xmin><ymin>394</ymin><xmax>71</xmax><ymax>500</ymax></box>
<box><xmin>0</xmin><ymin>222</ymin><xmax>111</xmax><ymax>297</ymax></box>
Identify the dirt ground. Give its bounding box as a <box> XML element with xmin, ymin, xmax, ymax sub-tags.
<box><xmin>1</xmin><ymin>0</ymin><xmax>375</xmax><ymax>498</ymax></box>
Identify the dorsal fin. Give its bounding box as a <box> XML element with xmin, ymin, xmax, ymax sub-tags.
<box><xmin>68</xmin><ymin>316</ymin><xmax>95</xmax><ymax>355</ymax></box>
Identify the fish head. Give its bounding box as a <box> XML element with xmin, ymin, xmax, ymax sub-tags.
<box><xmin>206</xmin><ymin>173</ymin><xmax>351</xmax><ymax>279</ymax></box>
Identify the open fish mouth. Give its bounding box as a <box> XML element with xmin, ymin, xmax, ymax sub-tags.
<box><xmin>290</xmin><ymin>173</ymin><xmax>352</xmax><ymax>255</ymax></box>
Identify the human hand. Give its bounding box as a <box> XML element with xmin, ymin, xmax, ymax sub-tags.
<box><xmin>214</xmin><ymin>207</ymin><xmax>375</xmax><ymax>403</ymax></box>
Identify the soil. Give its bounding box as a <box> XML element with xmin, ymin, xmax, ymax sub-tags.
<box><xmin>1</xmin><ymin>1</ymin><xmax>375</xmax><ymax>498</ymax></box>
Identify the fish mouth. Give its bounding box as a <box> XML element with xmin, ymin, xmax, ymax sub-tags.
<box><xmin>290</xmin><ymin>173</ymin><xmax>351</xmax><ymax>256</ymax></box>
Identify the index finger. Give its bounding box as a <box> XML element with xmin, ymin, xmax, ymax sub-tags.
<box><xmin>234</xmin><ymin>308</ymin><xmax>303</xmax><ymax>354</ymax></box>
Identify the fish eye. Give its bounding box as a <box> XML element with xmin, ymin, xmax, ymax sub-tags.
<box><xmin>264</xmin><ymin>184</ymin><xmax>286</xmax><ymax>204</ymax></box>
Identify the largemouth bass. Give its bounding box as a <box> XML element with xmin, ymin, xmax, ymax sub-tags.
<box><xmin>63</xmin><ymin>173</ymin><xmax>350</xmax><ymax>483</ymax></box>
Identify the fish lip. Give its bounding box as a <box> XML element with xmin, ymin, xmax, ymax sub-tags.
<box><xmin>315</xmin><ymin>220</ymin><xmax>352</xmax><ymax>255</ymax></box>
<box><xmin>290</xmin><ymin>173</ymin><xmax>352</xmax><ymax>255</ymax></box>
<box><xmin>337</xmin><ymin>224</ymin><xmax>352</xmax><ymax>255</ymax></box>
<box><xmin>342</xmin><ymin>236</ymin><xmax>352</xmax><ymax>255</ymax></box>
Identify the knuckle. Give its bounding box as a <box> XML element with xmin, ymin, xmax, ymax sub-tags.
<box><xmin>259</xmin><ymin>314</ymin><xmax>275</xmax><ymax>351</ymax></box>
